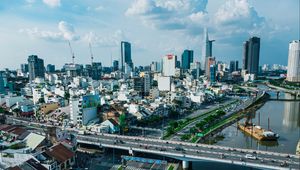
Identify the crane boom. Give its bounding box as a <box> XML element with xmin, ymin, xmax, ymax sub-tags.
<box><xmin>68</xmin><ymin>40</ymin><xmax>75</xmax><ymax>64</ymax></box>
<box><xmin>89</xmin><ymin>42</ymin><xmax>94</xmax><ymax>64</ymax></box>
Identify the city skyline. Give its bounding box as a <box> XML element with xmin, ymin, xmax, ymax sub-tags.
<box><xmin>0</xmin><ymin>0</ymin><xmax>299</xmax><ymax>70</ymax></box>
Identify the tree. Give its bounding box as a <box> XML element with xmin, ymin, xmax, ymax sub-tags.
<box><xmin>169</xmin><ymin>121</ymin><xmax>178</xmax><ymax>129</ymax></box>
<box><xmin>119</xmin><ymin>113</ymin><xmax>127</xmax><ymax>134</ymax></box>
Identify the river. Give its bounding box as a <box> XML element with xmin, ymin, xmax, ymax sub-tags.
<box><xmin>193</xmin><ymin>86</ymin><xmax>300</xmax><ymax>169</ymax></box>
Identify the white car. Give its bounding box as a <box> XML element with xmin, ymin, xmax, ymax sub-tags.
<box><xmin>245</xmin><ymin>154</ymin><xmax>257</xmax><ymax>160</ymax></box>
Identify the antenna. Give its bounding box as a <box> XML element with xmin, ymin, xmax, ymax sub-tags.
<box><xmin>68</xmin><ymin>41</ymin><xmax>75</xmax><ymax>64</ymax></box>
<box><xmin>89</xmin><ymin>42</ymin><xmax>94</xmax><ymax>64</ymax></box>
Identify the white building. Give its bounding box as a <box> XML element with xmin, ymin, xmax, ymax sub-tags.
<box><xmin>287</xmin><ymin>40</ymin><xmax>300</xmax><ymax>82</ymax></box>
<box><xmin>244</xmin><ymin>74</ymin><xmax>255</xmax><ymax>82</ymax></box>
<box><xmin>158</xmin><ymin>76</ymin><xmax>171</xmax><ymax>91</ymax></box>
<box><xmin>162</xmin><ymin>54</ymin><xmax>176</xmax><ymax>76</ymax></box>
<box><xmin>70</xmin><ymin>94</ymin><xmax>100</xmax><ymax>126</ymax></box>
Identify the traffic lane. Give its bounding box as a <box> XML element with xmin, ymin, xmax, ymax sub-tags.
<box><xmin>81</xmin><ymin>138</ymin><xmax>295</xmax><ymax>169</ymax></box>
<box><xmin>81</xmin><ymin>133</ymin><xmax>298</xmax><ymax>162</ymax></box>
<box><xmin>77</xmin><ymin>135</ymin><xmax>298</xmax><ymax>167</ymax></box>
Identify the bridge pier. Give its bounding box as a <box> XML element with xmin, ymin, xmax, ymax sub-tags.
<box><xmin>182</xmin><ymin>160</ymin><xmax>190</xmax><ymax>170</ymax></box>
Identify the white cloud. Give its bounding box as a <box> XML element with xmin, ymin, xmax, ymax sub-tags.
<box><xmin>126</xmin><ymin>0</ymin><xmax>208</xmax><ymax>31</ymax></box>
<box><xmin>20</xmin><ymin>21</ymin><xmax>79</xmax><ymax>42</ymax></box>
<box><xmin>214</xmin><ymin>0</ymin><xmax>264</xmax><ymax>27</ymax></box>
<box><xmin>43</xmin><ymin>0</ymin><xmax>61</xmax><ymax>8</ymax></box>
<box><xmin>82</xmin><ymin>30</ymin><xmax>125</xmax><ymax>47</ymax></box>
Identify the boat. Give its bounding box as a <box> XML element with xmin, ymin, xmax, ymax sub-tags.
<box><xmin>238</xmin><ymin>123</ymin><xmax>279</xmax><ymax>141</ymax></box>
<box><xmin>238</xmin><ymin>113</ymin><xmax>279</xmax><ymax>141</ymax></box>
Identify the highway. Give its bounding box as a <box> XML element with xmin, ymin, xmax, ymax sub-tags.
<box><xmin>5</xmin><ymin>115</ymin><xmax>300</xmax><ymax>169</ymax></box>
<box><xmin>76</xmin><ymin>133</ymin><xmax>300</xmax><ymax>170</ymax></box>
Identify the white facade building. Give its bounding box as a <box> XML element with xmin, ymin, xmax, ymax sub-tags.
<box><xmin>287</xmin><ymin>40</ymin><xmax>300</xmax><ymax>82</ymax></box>
<box><xmin>162</xmin><ymin>54</ymin><xmax>176</xmax><ymax>76</ymax></box>
<box><xmin>158</xmin><ymin>76</ymin><xmax>171</xmax><ymax>91</ymax></box>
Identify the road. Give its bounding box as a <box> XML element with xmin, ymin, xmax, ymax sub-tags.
<box><xmin>6</xmin><ymin>115</ymin><xmax>300</xmax><ymax>169</ymax></box>
<box><xmin>76</xmin><ymin>133</ymin><xmax>300</xmax><ymax>170</ymax></box>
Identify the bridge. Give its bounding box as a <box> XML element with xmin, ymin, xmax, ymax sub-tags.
<box><xmin>76</xmin><ymin>133</ymin><xmax>300</xmax><ymax>170</ymax></box>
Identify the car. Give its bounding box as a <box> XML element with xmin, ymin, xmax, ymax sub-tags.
<box><xmin>280</xmin><ymin>162</ymin><xmax>288</xmax><ymax>167</ymax></box>
<box><xmin>175</xmin><ymin>147</ymin><xmax>184</xmax><ymax>151</ymax></box>
<box><xmin>245</xmin><ymin>154</ymin><xmax>257</xmax><ymax>160</ymax></box>
<box><xmin>160</xmin><ymin>148</ymin><xmax>166</xmax><ymax>151</ymax></box>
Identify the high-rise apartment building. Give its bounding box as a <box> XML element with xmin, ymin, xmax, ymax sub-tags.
<box><xmin>121</xmin><ymin>41</ymin><xmax>133</xmax><ymax>72</ymax></box>
<box><xmin>181</xmin><ymin>50</ymin><xmax>194</xmax><ymax>70</ymax></box>
<box><xmin>27</xmin><ymin>55</ymin><xmax>45</xmax><ymax>81</ymax></box>
<box><xmin>287</xmin><ymin>40</ymin><xmax>300</xmax><ymax>82</ymax></box>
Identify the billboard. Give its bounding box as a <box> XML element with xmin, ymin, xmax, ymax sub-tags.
<box><xmin>82</xmin><ymin>94</ymin><xmax>100</xmax><ymax>108</ymax></box>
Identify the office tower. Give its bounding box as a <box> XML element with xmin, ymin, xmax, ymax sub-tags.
<box><xmin>229</xmin><ymin>61</ymin><xmax>235</xmax><ymax>73</ymax></box>
<box><xmin>27</xmin><ymin>55</ymin><xmax>45</xmax><ymax>81</ymax></box>
<box><xmin>287</xmin><ymin>40</ymin><xmax>300</xmax><ymax>82</ymax></box>
<box><xmin>113</xmin><ymin>60</ymin><xmax>119</xmax><ymax>71</ymax></box>
<box><xmin>46</xmin><ymin>64</ymin><xmax>55</xmax><ymax>73</ymax></box>
<box><xmin>121</xmin><ymin>41</ymin><xmax>133</xmax><ymax>72</ymax></box>
<box><xmin>202</xmin><ymin>28</ymin><xmax>215</xmax><ymax>73</ymax></box>
<box><xmin>243</xmin><ymin>37</ymin><xmax>260</xmax><ymax>75</ymax></box>
<box><xmin>0</xmin><ymin>73</ymin><xmax>4</xmax><ymax>94</ymax></box>
<box><xmin>210</xmin><ymin>64</ymin><xmax>217</xmax><ymax>83</ymax></box>
<box><xmin>21</xmin><ymin>64</ymin><xmax>29</xmax><ymax>73</ymax></box>
<box><xmin>190</xmin><ymin>61</ymin><xmax>201</xmax><ymax>78</ymax></box>
<box><xmin>162</xmin><ymin>54</ymin><xmax>176</xmax><ymax>77</ymax></box>
<box><xmin>206</xmin><ymin>57</ymin><xmax>216</xmax><ymax>81</ymax></box>
<box><xmin>181</xmin><ymin>49</ymin><xmax>194</xmax><ymax>70</ymax></box>
<box><xmin>243</xmin><ymin>41</ymin><xmax>249</xmax><ymax>70</ymax></box>
<box><xmin>91</xmin><ymin>62</ymin><xmax>102</xmax><ymax>80</ymax></box>
<box><xmin>235</xmin><ymin>61</ymin><xmax>239</xmax><ymax>71</ymax></box>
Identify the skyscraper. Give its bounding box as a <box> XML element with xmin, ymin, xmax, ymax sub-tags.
<box><xmin>0</xmin><ymin>73</ymin><xmax>5</xmax><ymax>94</ymax></box>
<box><xmin>243</xmin><ymin>37</ymin><xmax>260</xmax><ymax>75</ymax></box>
<box><xmin>162</xmin><ymin>54</ymin><xmax>176</xmax><ymax>77</ymax></box>
<box><xmin>235</xmin><ymin>61</ymin><xmax>239</xmax><ymax>71</ymax></box>
<box><xmin>28</xmin><ymin>55</ymin><xmax>45</xmax><ymax>81</ymax></box>
<box><xmin>286</xmin><ymin>40</ymin><xmax>300</xmax><ymax>82</ymax></box>
<box><xmin>121</xmin><ymin>41</ymin><xmax>132</xmax><ymax>72</ymax></box>
<box><xmin>243</xmin><ymin>41</ymin><xmax>249</xmax><ymax>70</ymax></box>
<box><xmin>207</xmin><ymin>57</ymin><xmax>216</xmax><ymax>81</ymax></box>
<box><xmin>113</xmin><ymin>60</ymin><xmax>119</xmax><ymax>71</ymax></box>
<box><xmin>181</xmin><ymin>49</ymin><xmax>194</xmax><ymax>70</ymax></box>
<box><xmin>202</xmin><ymin>28</ymin><xmax>215</xmax><ymax>75</ymax></box>
<box><xmin>46</xmin><ymin>64</ymin><xmax>55</xmax><ymax>73</ymax></box>
<box><xmin>91</xmin><ymin>62</ymin><xmax>102</xmax><ymax>80</ymax></box>
<box><xmin>229</xmin><ymin>61</ymin><xmax>236</xmax><ymax>73</ymax></box>
<box><xmin>20</xmin><ymin>64</ymin><xmax>29</xmax><ymax>73</ymax></box>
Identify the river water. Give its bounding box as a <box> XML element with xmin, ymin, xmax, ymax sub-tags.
<box><xmin>193</xmin><ymin>86</ymin><xmax>300</xmax><ymax>169</ymax></box>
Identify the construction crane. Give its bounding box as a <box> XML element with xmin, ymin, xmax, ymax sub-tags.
<box><xmin>68</xmin><ymin>40</ymin><xmax>75</xmax><ymax>64</ymax></box>
<box><xmin>89</xmin><ymin>42</ymin><xmax>94</xmax><ymax>64</ymax></box>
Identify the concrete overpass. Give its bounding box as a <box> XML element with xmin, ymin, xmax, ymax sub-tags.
<box><xmin>76</xmin><ymin>133</ymin><xmax>300</xmax><ymax>170</ymax></box>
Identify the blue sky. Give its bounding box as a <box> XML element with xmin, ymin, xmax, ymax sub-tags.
<box><xmin>0</xmin><ymin>0</ymin><xmax>299</xmax><ymax>69</ymax></box>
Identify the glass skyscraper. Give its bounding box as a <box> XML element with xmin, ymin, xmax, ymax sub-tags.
<box><xmin>121</xmin><ymin>41</ymin><xmax>132</xmax><ymax>72</ymax></box>
<box><xmin>181</xmin><ymin>49</ymin><xmax>194</xmax><ymax>70</ymax></box>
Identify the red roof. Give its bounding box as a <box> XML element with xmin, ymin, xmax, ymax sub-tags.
<box><xmin>45</xmin><ymin>143</ymin><xmax>75</xmax><ymax>163</ymax></box>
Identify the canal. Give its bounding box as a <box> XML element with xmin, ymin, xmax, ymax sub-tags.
<box><xmin>192</xmin><ymin>86</ymin><xmax>299</xmax><ymax>169</ymax></box>
<box><xmin>206</xmin><ymin>86</ymin><xmax>300</xmax><ymax>154</ymax></box>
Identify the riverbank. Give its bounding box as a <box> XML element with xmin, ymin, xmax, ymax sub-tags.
<box><xmin>195</xmin><ymin>92</ymin><xmax>270</xmax><ymax>143</ymax></box>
